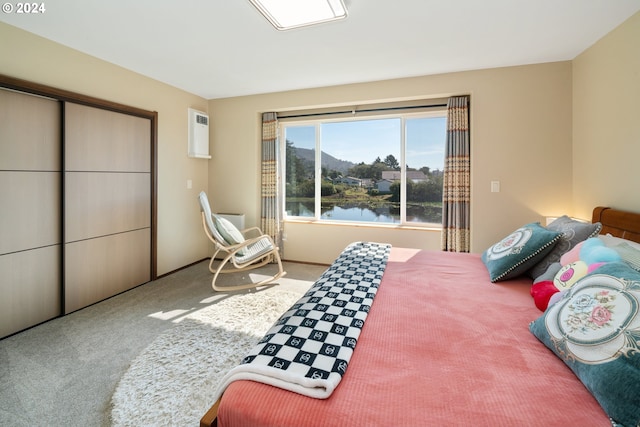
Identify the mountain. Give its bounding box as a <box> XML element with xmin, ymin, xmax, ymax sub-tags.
<box><xmin>294</xmin><ymin>147</ymin><xmax>355</xmax><ymax>175</ymax></box>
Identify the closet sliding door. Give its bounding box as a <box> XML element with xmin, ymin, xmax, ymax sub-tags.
<box><xmin>0</xmin><ymin>89</ymin><xmax>62</xmax><ymax>337</ymax></box>
<box><xmin>64</xmin><ymin>102</ymin><xmax>151</xmax><ymax>313</ymax></box>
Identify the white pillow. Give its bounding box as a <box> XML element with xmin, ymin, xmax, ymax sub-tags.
<box><xmin>615</xmin><ymin>242</ymin><xmax>640</xmax><ymax>271</ymax></box>
<box><xmin>213</xmin><ymin>214</ymin><xmax>245</xmax><ymax>253</ymax></box>
<box><xmin>598</xmin><ymin>233</ymin><xmax>640</xmax><ymax>251</ymax></box>
<box><xmin>598</xmin><ymin>234</ymin><xmax>640</xmax><ymax>271</ymax></box>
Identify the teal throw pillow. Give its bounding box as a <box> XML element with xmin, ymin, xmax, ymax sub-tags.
<box><xmin>482</xmin><ymin>222</ymin><xmax>562</xmax><ymax>282</ymax></box>
<box><xmin>529</xmin><ymin>262</ymin><xmax>640</xmax><ymax>427</ymax></box>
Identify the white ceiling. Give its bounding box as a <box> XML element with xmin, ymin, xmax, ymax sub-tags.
<box><xmin>2</xmin><ymin>0</ymin><xmax>638</xmax><ymax>99</ymax></box>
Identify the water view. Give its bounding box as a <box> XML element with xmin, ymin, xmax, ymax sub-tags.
<box><xmin>284</xmin><ymin>115</ymin><xmax>446</xmax><ymax>225</ymax></box>
<box><xmin>286</xmin><ymin>201</ymin><xmax>443</xmax><ymax>224</ymax></box>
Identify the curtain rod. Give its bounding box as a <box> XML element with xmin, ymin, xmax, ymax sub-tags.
<box><xmin>278</xmin><ymin>103</ymin><xmax>447</xmax><ymax>120</ymax></box>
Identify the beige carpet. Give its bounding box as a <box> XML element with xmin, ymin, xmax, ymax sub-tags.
<box><xmin>109</xmin><ymin>289</ymin><xmax>305</xmax><ymax>426</ymax></box>
<box><xmin>0</xmin><ymin>260</ymin><xmax>325</xmax><ymax>427</ymax></box>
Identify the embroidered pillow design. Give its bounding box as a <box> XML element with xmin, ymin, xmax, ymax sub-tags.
<box><xmin>530</xmin><ymin>262</ymin><xmax>640</xmax><ymax>426</ymax></box>
<box><xmin>482</xmin><ymin>222</ymin><xmax>562</xmax><ymax>282</ymax></box>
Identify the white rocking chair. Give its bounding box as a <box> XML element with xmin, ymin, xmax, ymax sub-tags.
<box><xmin>198</xmin><ymin>191</ymin><xmax>285</xmax><ymax>291</ymax></box>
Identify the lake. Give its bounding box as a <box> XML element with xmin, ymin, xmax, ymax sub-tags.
<box><xmin>286</xmin><ymin>201</ymin><xmax>442</xmax><ymax>224</ymax></box>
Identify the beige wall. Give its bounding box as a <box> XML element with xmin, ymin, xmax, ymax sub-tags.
<box><xmin>3</xmin><ymin>10</ymin><xmax>636</xmax><ymax>269</ymax></box>
<box><xmin>572</xmin><ymin>11</ymin><xmax>640</xmax><ymax>220</ymax></box>
<box><xmin>0</xmin><ymin>22</ymin><xmax>211</xmax><ymax>275</ymax></box>
<box><xmin>210</xmin><ymin>62</ymin><xmax>573</xmax><ymax>263</ymax></box>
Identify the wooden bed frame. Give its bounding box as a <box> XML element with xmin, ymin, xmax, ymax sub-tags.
<box><xmin>592</xmin><ymin>206</ymin><xmax>640</xmax><ymax>243</ymax></box>
<box><xmin>200</xmin><ymin>206</ymin><xmax>640</xmax><ymax>427</ymax></box>
<box><xmin>200</xmin><ymin>400</ymin><xmax>220</xmax><ymax>427</ymax></box>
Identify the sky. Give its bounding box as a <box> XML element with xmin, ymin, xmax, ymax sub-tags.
<box><xmin>285</xmin><ymin>116</ymin><xmax>446</xmax><ymax>171</ymax></box>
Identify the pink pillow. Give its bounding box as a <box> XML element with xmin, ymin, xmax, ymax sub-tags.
<box><xmin>560</xmin><ymin>241</ymin><xmax>584</xmax><ymax>265</ymax></box>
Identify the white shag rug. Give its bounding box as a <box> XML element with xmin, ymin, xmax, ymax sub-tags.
<box><xmin>109</xmin><ymin>289</ymin><xmax>303</xmax><ymax>427</ymax></box>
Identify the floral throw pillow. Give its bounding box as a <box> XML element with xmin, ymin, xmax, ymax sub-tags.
<box><xmin>529</xmin><ymin>262</ymin><xmax>640</xmax><ymax>427</ymax></box>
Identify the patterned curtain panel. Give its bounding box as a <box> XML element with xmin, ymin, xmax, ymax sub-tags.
<box><xmin>261</xmin><ymin>112</ymin><xmax>284</xmax><ymax>256</ymax></box>
<box><xmin>441</xmin><ymin>96</ymin><xmax>470</xmax><ymax>252</ymax></box>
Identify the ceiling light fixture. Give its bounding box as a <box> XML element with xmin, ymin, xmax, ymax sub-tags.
<box><xmin>249</xmin><ymin>0</ymin><xmax>348</xmax><ymax>31</ymax></box>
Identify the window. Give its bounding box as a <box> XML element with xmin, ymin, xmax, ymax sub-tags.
<box><xmin>282</xmin><ymin>107</ymin><xmax>446</xmax><ymax>226</ymax></box>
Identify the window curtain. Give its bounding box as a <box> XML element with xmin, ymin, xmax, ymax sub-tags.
<box><xmin>441</xmin><ymin>96</ymin><xmax>470</xmax><ymax>252</ymax></box>
<box><xmin>261</xmin><ymin>112</ymin><xmax>284</xmax><ymax>257</ymax></box>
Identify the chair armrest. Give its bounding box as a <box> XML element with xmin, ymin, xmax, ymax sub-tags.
<box><xmin>241</xmin><ymin>226</ymin><xmax>265</xmax><ymax>238</ymax></box>
<box><xmin>226</xmin><ymin>233</ymin><xmax>275</xmax><ymax>257</ymax></box>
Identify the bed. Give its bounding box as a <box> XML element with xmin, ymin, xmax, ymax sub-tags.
<box><xmin>200</xmin><ymin>207</ymin><xmax>640</xmax><ymax>427</ymax></box>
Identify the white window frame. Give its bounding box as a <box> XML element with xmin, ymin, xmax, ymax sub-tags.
<box><xmin>280</xmin><ymin>108</ymin><xmax>446</xmax><ymax>228</ymax></box>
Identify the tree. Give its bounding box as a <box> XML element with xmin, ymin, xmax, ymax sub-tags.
<box><xmin>370</xmin><ymin>160</ymin><xmax>386</xmax><ymax>180</ymax></box>
<box><xmin>389</xmin><ymin>178</ymin><xmax>443</xmax><ymax>203</ymax></box>
<box><xmin>285</xmin><ymin>140</ymin><xmax>309</xmax><ymax>185</ymax></box>
<box><xmin>348</xmin><ymin>162</ymin><xmax>373</xmax><ymax>179</ymax></box>
<box><xmin>297</xmin><ymin>180</ymin><xmax>315</xmax><ymax>197</ymax></box>
<box><xmin>419</xmin><ymin>166</ymin><xmax>431</xmax><ymax>175</ymax></box>
<box><xmin>384</xmin><ymin>154</ymin><xmax>400</xmax><ymax>170</ymax></box>
<box><xmin>320</xmin><ymin>181</ymin><xmax>336</xmax><ymax>196</ymax></box>
<box><xmin>389</xmin><ymin>181</ymin><xmax>400</xmax><ymax>202</ymax></box>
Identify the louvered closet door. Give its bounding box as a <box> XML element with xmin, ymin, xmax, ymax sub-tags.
<box><xmin>64</xmin><ymin>102</ymin><xmax>151</xmax><ymax>313</ymax></box>
<box><xmin>0</xmin><ymin>89</ymin><xmax>62</xmax><ymax>338</ymax></box>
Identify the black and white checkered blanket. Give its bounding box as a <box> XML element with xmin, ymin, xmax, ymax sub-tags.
<box><xmin>214</xmin><ymin>241</ymin><xmax>391</xmax><ymax>400</ymax></box>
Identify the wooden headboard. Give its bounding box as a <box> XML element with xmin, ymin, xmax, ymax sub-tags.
<box><xmin>592</xmin><ymin>206</ymin><xmax>640</xmax><ymax>244</ymax></box>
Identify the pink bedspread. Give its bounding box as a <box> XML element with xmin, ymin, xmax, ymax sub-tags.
<box><xmin>216</xmin><ymin>248</ymin><xmax>609</xmax><ymax>426</ymax></box>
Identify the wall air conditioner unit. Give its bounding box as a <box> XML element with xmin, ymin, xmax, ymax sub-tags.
<box><xmin>188</xmin><ymin>108</ymin><xmax>211</xmax><ymax>159</ymax></box>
